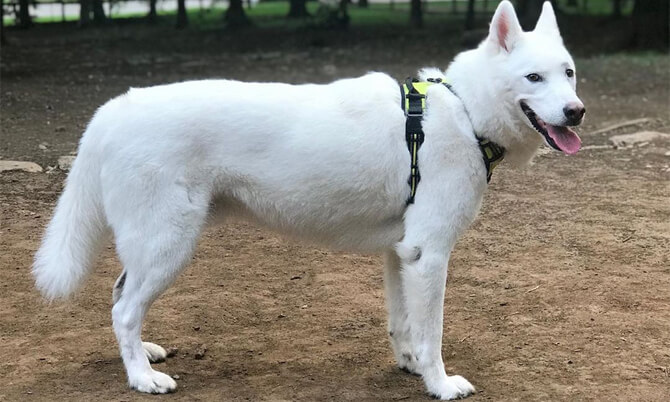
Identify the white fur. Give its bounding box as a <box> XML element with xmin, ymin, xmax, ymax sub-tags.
<box><xmin>33</xmin><ymin>1</ymin><xmax>582</xmax><ymax>399</ymax></box>
<box><xmin>143</xmin><ymin>342</ymin><xmax>168</xmax><ymax>363</ymax></box>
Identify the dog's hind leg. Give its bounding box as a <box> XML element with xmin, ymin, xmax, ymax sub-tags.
<box><xmin>384</xmin><ymin>249</ymin><xmax>419</xmax><ymax>375</ymax></box>
<box><xmin>108</xmin><ymin>180</ymin><xmax>210</xmax><ymax>394</ymax></box>
<box><xmin>113</xmin><ymin>270</ymin><xmax>169</xmax><ymax>364</ymax></box>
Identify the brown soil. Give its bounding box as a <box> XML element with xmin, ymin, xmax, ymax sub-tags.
<box><xmin>1</xmin><ymin>22</ymin><xmax>669</xmax><ymax>401</ymax></box>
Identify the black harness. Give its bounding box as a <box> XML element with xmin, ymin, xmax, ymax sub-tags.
<box><xmin>400</xmin><ymin>77</ymin><xmax>505</xmax><ymax>205</ymax></box>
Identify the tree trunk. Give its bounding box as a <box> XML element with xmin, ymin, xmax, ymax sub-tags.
<box><xmin>287</xmin><ymin>0</ymin><xmax>310</xmax><ymax>18</ymax></box>
<box><xmin>18</xmin><ymin>0</ymin><xmax>33</xmax><ymax>28</ymax></box>
<box><xmin>148</xmin><ymin>0</ymin><xmax>158</xmax><ymax>22</ymax></box>
<box><xmin>359</xmin><ymin>0</ymin><xmax>368</xmax><ymax>8</ymax></box>
<box><xmin>518</xmin><ymin>0</ymin><xmax>562</xmax><ymax>30</ymax></box>
<box><xmin>465</xmin><ymin>0</ymin><xmax>476</xmax><ymax>30</ymax></box>
<box><xmin>1</xmin><ymin>1</ymin><xmax>6</xmax><ymax>43</ymax></box>
<box><xmin>176</xmin><ymin>0</ymin><xmax>188</xmax><ymax>28</ymax></box>
<box><xmin>225</xmin><ymin>0</ymin><xmax>251</xmax><ymax>28</ymax></box>
<box><xmin>631</xmin><ymin>0</ymin><xmax>669</xmax><ymax>49</ymax></box>
<box><xmin>92</xmin><ymin>0</ymin><xmax>107</xmax><ymax>23</ymax></box>
<box><xmin>338</xmin><ymin>0</ymin><xmax>350</xmax><ymax>28</ymax></box>
<box><xmin>410</xmin><ymin>0</ymin><xmax>422</xmax><ymax>28</ymax></box>
<box><xmin>612</xmin><ymin>0</ymin><xmax>622</xmax><ymax>17</ymax></box>
<box><xmin>79</xmin><ymin>0</ymin><xmax>91</xmax><ymax>26</ymax></box>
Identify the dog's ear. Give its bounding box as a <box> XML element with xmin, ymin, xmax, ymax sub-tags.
<box><xmin>534</xmin><ymin>1</ymin><xmax>561</xmax><ymax>38</ymax></box>
<box><xmin>488</xmin><ymin>1</ymin><xmax>523</xmax><ymax>53</ymax></box>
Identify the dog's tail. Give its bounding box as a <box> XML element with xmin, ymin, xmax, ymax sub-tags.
<box><xmin>33</xmin><ymin>135</ymin><xmax>108</xmax><ymax>301</ymax></box>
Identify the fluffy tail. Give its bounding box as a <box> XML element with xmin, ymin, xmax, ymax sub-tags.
<box><xmin>33</xmin><ymin>146</ymin><xmax>107</xmax><ymax>300</ymax></box>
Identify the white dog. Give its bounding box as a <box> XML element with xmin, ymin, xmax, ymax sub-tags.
<box><xmin>33</xmin><ymin>1</ymin><xmax>584</xmax><ymax>399</ymax></box>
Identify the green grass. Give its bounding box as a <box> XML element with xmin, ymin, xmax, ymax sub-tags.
<box><xmin>4</xmin><ymin>2</ymin><xmax>418</xmax><ymax>27</ymax></box>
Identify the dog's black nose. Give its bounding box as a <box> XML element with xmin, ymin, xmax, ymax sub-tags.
<box><xmin>563</xmin><ymin>103</ymin><xmax>586</xmax><ymax>125</ymax></box>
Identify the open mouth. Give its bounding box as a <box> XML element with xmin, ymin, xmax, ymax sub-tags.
<box><xmin>520</xmin><ymin>102</ymin><xmax>581</xmax><ymax>155</ymax></box>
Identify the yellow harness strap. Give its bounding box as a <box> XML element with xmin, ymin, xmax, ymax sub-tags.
<box><xmin>400</xmin><ymin>78</ymin><xmax>505</xmax><ymax>205</ymax></box>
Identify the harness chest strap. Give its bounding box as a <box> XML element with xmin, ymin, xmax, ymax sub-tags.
<box><xmin>400</xmin><ymin>78</ymin><xmax>505</xmax><ymax>205</ymax></box>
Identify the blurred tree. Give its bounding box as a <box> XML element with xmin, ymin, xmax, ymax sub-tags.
<box><xmin>176</xmin><ymin>0</ymin><xmax>188</xmax><ymax>28</ymax></box>
<box><xmin>225</xmin><ymin>0</ymin><xmax>251</xmax><ymax>27</ymax></box>
<box><xmin>287</xmin><ymin>0</ymin><xmax>310</xmax><ymax>18</ymax></box>
<box><xmin>18</xmin><ymin>0</ymin><xmax>33</xmax><ymax>28</ymax></box>
<box><xmin>92</xmin><ymin>0</ymin><xmax>106</xmax><ymax>22</ymax></box>
<box><xmin>339</xmin><ymin>0</ymin><xmax>350</xmax><ymax>27</ymax></box>
<box><xmin>148</xmin><ymin>0</ymin><xmax>158</xmax><ymax>22</ymax></box>
<box><xmin>315</xmin><ymin>0</ymin><xmax>349</xmax><ymax>28</ymax></box>
<box><xmin>80</xmin><ymin>0</ymin><xmax>91</xmax><ymax>25</ymax></box>
<box><xmin>79</xmin><ymin>0</ymin><xmax>107</xmax><ymax>26</ymax></box>
<box><xmin>612</xmin><ymin>0</ymin><xmax>622</xmax><ymax>17</ymax></box>
<box><xmin>465</xmin><ymin>0</ymin><xmax>476</xmax><ymax>29</ymax></box>
<box><xmin>631</xmin><ymin>0</ymin><xmax>668</xmax><ymax>49</ymax></box>
<box><xmin>517</xmin><ymin>0</ymin><xmax>558</xmax><ymax>30</ymax></box>
<box><xmin>410</xmin><ymin>0</ymin><xmax>422</xmax><ymax>28</ymax></box>
<box><xmin>359</xmin><ymin>0</ymin><xmax>368</xmax><ymax>8</ymax></box>
<box><xmin>1</xmin><ymin>2</ymin><xmax>5</xmax><ymax>43</ymax></box>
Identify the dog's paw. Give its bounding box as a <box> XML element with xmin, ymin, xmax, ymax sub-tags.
<box><xmin>427</xmin><ymin>375</ymin><xmax>475</xmax><ymax>400</ymax></box>
<box><xmin>129</xmin><ymin>369</ymin><xmax>177</xmax><ymax>394</ymax></box>
<box><xmin>143</xmin><ymin>342</ymin><xmax>168</xmax><ymax>364</ymax></box>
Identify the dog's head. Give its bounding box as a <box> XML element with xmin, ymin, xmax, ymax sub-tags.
<box><xmin>486</xmin><ymin>1</ymin><xmax>584</xmax><ymax>155</ymax></box>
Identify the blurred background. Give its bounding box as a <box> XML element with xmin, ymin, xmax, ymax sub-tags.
<box><xmin>1</xmin><ymin>1</ymin><xmax>669</xmax><ymax>401</ymax></box>
<box><xmin>2</xmin><ymin>0</ymin><xmax>669</xmax><ymax>49</ymax></box>
<box><xmin>1</xmin><ymin>0</ymin><xmax>668</xmax><ymax>165</ymax></box>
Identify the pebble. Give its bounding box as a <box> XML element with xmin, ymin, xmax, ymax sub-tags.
<box><xmin>0</xmin><ymin>160</ymin><xmax>43</xmax><ymax>173</ymax></box>
<box><xmin>609</xmin><ymin>131</ymin><xmax>670</xmax><ymax>148</ymax></box>
<box><xmin>58</xmin><ymin>155</ymin><xmax>76</xmax><ymax>171</ymax></box>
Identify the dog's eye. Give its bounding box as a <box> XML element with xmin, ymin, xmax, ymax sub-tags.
<box><xmin>566</xmin><ymin>69</ymin><xmax>575</xmax><ymax>78</ymax></box>
<box><xmin>525</xmin><ymin>73</ymin><xmax>543</xmax><ymax>82</ymax></box>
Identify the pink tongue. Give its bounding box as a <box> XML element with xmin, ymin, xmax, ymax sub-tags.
<box><xmin>546</xmin><ymin>125</ymin><xmax>582</xmax><ymax>155</ymax></box>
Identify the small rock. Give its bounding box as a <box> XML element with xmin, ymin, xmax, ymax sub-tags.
<box><xmin>38</xmin><ymin>142</ymin><xmax>48</xmax><ymax>150</ymax></box>
<box><xmin>166</xmin><ymin>347</ymin><xmax>179</xmax><ymax>358</ymax></box>
<box><xmin>172</xmin><ymin>374</ymin><xmax>180</xmax><ymax>380</ymax></box>
<box><xmin>609</xmin><ymin>131</ymin><xmax>670</xmax><ymax>148</ymax></box>
<box><xmin>194</xmin><ymin>345</ymin><xmax>207</xmax><ymax>360</ymax></box>
<box><xmin>193</xmin><ymin>326</ymin><xmax>200</xmax><ymax>331</ymax></box>
<box><xmin>0</xmin><ymin>160</ymin><xmax>43</xmax><ymax>173</ymax></box>
<box><xmin>290</xmin><ymin>275</ymin><xmax>302</xmax><ymax>280</ymax></box>
<box><xmin>57</xmin><ymin>155</ymin><xmax>76</xmax><ymax>171</ymax></box>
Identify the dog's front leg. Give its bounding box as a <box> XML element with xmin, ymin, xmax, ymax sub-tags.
<box><xmin>397</xmin><ymin>241</ymin><xmax>475</xmax><ymax>400</ymax></box>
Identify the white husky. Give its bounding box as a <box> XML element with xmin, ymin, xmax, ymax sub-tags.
<box><xmin>33</xmin><ymin>1</ymin><xmax>584</xmax><ymax>399</ymax></box>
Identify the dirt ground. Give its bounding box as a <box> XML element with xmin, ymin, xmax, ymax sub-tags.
<box><xmin>1</xmin><ymin>21</ymin><xmax>669</xmax><ymax>401</ymax></box>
